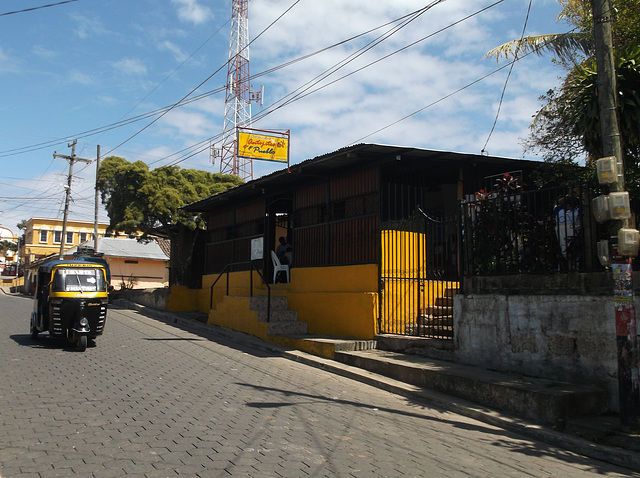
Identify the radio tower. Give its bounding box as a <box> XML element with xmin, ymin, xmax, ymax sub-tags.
<box><xmin>216</xmin><ymin>0</ymin><xmax>262</xmax><ymax>181</ymax></box>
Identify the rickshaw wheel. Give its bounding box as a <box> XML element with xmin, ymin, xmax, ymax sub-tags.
<box><xmin>77</xmin><ymin>335</ymin><xmax>87</xmax><ymax>352</ymax></box>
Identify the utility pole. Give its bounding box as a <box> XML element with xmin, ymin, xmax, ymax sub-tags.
<box><xmin>53</xmin><ymin>140</ymin><xmax>92</xmax><ymax>259</ymax></box>
<box><xmin>94</xmin><ymin>145</ymin><xmax>101</xmax><ymax>254</ymax></box>
<box><xmin>592</xmin><ymin>0</ymin><xmax>639</xmax><ymax>428</ymax></box>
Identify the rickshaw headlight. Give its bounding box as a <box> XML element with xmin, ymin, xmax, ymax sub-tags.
<box><xmin>79</xmin><ymin>318</ymin><xmax>89</xmax><ymax>327</ymax></box>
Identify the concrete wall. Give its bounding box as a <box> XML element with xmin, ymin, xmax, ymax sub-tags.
<box><xmin>115</xmin><ymin>287</ymin><xmax>169</xmax><ymax>310</ymax></box>
<box><xmin>378</xmin><ymin>273</ymin><xmax>627</xmax><ymax>412</ymax></box>
<box><xmin>454</xmin><ymin>293</ymin><xmax>621</xmax><ymax>410</ymax></box>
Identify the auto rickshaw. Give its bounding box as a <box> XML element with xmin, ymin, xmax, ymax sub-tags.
<box><xmin>30</xmin><ymin>258</ymin><xmax>109</xmax><ymax>351</ymax></box>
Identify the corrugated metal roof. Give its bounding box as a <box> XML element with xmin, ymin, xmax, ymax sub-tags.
<box><xmin>67</xmin><ymin>238</ymin><xmax>169</xmax><ymax>261</ymax></box>
<box><xmin>183</xmin><ymin>143</ymin><xmax>540</xmax><ymax>213</ymax></box>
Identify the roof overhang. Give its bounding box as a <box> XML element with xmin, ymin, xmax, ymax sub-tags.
<box><xmin>183</xmin><ymin>143</ymin><xmax>539</xmax><ymax>213</ymax></box>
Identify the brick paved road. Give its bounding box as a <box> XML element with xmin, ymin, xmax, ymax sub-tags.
<box><xmin>0</xmin><ymin>293</ymin><xmax>638</xmax><ymax>478</ymax></box>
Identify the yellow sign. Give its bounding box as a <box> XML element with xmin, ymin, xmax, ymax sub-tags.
<box><xmin>237</xmin><ymin>131</ymin><xmax>289</xmax><ymax>163</ymax></box>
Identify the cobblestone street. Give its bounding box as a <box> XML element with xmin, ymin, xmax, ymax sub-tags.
<box><xmin>1</xmin><ymin>293</ymin><xmax>637</xmax><ymax>477</ymax></box>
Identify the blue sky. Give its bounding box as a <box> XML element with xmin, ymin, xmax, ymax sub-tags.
<box><xmin>0</xmin><ymin>0</ymin><xmax>569</xmax><ymax>237</ymax></box>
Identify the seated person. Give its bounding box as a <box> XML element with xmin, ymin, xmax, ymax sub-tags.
<box><xmin>276</xmin><ymin>236</ymin><xmax>292</xmax><ymax>265</ymax></box>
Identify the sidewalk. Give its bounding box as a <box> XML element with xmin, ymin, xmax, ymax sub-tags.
<box><xmin>111</xmin><ymin>299</ymin><xmax>640</xmax><ymax>473</ymax></box>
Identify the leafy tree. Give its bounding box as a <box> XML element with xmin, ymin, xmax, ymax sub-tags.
<box><xmin>0</xmin><ymin>240</ymin><xmax>17</xmax><ymax>253</ymax></box>
<box><xmin>486</xmin><ymin>0</ymin><xmax>640</xmax><ymax>189</ymax></box>
<box><xmin>486</xmin><ymin>0</ymin><xmax>638</xmax><ymax>65</ymax></box>
<box><xmin>97</xmin><ymin>156</ymin><xmax>244</xmax><ymax>284</ymax></box>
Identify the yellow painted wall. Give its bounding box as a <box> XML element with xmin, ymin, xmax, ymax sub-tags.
<box><xmin>208</xmin><ymin>296</ymin><xmax>269</xmax><ymax>339</ymax></box>
<box><xmin>380</xmin><ymin>230</ymin><xmax>458</xmax><ymax>333</ymax></box>
<box><xmin>20</xmin><ymin>217</ymin><xmax>137</xmax><ymax>264</ymax></box>
<box><xmin>167</xmin><ymin>264</ymin><xmax>380</xmax><ymax>339</ymax></box>
<box><xmin>285</xmin><ymin>264</ymin><xmax>379</xmax><ymax>339</ymax></box>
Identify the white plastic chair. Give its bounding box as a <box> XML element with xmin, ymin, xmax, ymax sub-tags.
<box><xmin>271</xmin><ymin>250</ymin><xmax>290</xmax><ymax>283</ymax></box>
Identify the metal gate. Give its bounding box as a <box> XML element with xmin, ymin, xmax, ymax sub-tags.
<box><xmin>379</xmin><ymin>207</ymin><xmax>459</xmax><ymax>339</ymax></box>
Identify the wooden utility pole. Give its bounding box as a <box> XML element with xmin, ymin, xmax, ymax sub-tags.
<box><xmin>592</xmin><ymin>0</ymin><xmax>639</xmax><ymax>428</ymax></box>
<box><xmin>94</xmin><ymin>145</ymin><xmax>101</xmax><ymax>253</ymax></box>
<box><xmin>53</xmin><ymin>140</ymin><xmax>92</xmax><ymax>259</ymax></box>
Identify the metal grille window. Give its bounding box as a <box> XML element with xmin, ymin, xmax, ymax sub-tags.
<box><xmin>296</xmin><ymin>206</ymin><xmax>325</xmax><ymax>227</ymax></box>
<box><xmin>460</xmin><ymin>185</ymin><xmax>604</xmax><ymax>275</ymax></box>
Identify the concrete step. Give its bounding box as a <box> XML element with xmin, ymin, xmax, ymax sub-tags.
<box><xmin>406</xmin><ymin>324</ymin><xmax>453</xmax><ymax>338</ymax></box>
<box><xmin>250</xmin><ymin>295</ymin><xmax>288</xmax><ymax>310</ymax></box>
<box><xmin>268</xmin><ymin>320</ymin><xmax>308</xmax><ymax>336</ymax></box>
<box><xmin>268</xmin><ymin>335</ymin><xmax>377</xmax><ymax>360</ymax></box>
<box><xmin>435</xmin><ymin>296</ymin><xmax>453</xmax><ymax>307</ymax></box>
<box><xmin>257</xmin><ymin>309</ymin><xmax>298</xmax><ymax>323</ymax></box>
<box><xmin>419</xmin><ymin>305</ymin><xmax>452</xmax><ymax>317</ymax></box>
<box><xmin>334</xmin><ymin>349</ymin><xmax>607</xmax><ymax>426</ymax></box>
<box><xmin>417</xmin><ymin>315</ymin><xmax>453</xmax><ymax>326</ymax></box>
<box><xmin>248</xmin><ymin>295</ymin><xmax>308</xmax><ymax>336</ymax></box>
<box><xmin>443</xmin><ymin>287</ymin><xmax>459</xmax><ymax>297</ymax></box>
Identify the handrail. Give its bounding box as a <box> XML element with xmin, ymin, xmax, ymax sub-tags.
<box><xmin>209</xmin><ymin>261</ymin><xmax>271</xmax><ymax>322</ymax></box>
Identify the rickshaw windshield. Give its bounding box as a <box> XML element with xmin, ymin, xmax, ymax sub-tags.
<box><xmin>51</xmin><ymin>268</ymin><xmax>106</xmax><ymax>293</ymax></box>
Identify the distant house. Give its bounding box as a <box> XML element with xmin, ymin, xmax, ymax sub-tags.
<box><xmin>19</xmin><ymin>217</ymin><xmax>135</xmax><ymax>267</ymax></box>
<box><xmin>19</xmin><ymin>218</ymin><xmax>142</xmax><ymax>293</ymax></box>
<box><xmin>65</xmin><ymin>237</ymin><xmax>169</xmax><ymax>290</ymax></box>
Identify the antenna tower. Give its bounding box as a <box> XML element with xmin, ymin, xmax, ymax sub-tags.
<box><xmin>216</xmin><ymin>0</ymin><xmax>262</xmax><ymax>181</ymax></box>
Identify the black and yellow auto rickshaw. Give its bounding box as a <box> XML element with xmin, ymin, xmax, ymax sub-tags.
<box><xmin>30</xmin><ymin>258</ymin><xmax>109</xmax><ymax>351</ymax></box>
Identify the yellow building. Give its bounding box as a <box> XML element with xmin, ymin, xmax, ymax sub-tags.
<box><xmin>172</xmin><ymin>144</ymin><xmax>539</xmax><ymax>352</ymax></box>
<box><xmin>19</xmin><ymin>217</ymin><xmax>134</xmax><ymax>266</ymax></box>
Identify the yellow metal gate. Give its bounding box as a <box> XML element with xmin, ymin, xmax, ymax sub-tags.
<box><xmin>379</xmin><ymin>209</ymin><xmax>459</xmax><ymax>339</ymax></box>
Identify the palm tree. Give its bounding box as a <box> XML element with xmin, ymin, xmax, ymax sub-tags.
<box><xmin>486</xmin><ymin>1</ymin><xmax>640</xmax><ymax>173</ymax></box>
<box><xmin>486</xmin><ymin>0</ymin><xmax>637</xmax><ymax>65</ymax></box>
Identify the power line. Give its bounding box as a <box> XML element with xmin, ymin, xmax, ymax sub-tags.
<box><xmin>139</xmin><ymin>0</ymin><xmax>509</xmax><ymax>170</ymax></box>
<box><xmin>253</xmin><ymin>1</ymin><xmax>495</xmax><ymax>126</ymax></box>
<box><xmin>0</xmin><ymin>0</ymin><xmax>79</xmax><ymax>17</ymax></box>
<box><xmin>5</xmin><ymin>0</ymin><xmax>529</xmax><ymax>183</ymax></box>
<box><xmin>351</xmin><ymin>28</ymin><xmax>579</xmax><ymax>146</ymax></box>
<box><xmin>160</xmin><ymin>2</ymin><xmax>458</xmax><ymax>169</ymax></box>
<box><xmin>101</xmin><ymin>0</ymin><xmax>304</xmax><ymax>158</ymax></box>
<box><xmin>0</xmin><ymin>2</ymin><xmax>452</xmax><ymax>161</ymax></box>
<box><xmin>481</xmin><ymin>0</ymin><xmax>533</xmax><ymax>155</ymax></box>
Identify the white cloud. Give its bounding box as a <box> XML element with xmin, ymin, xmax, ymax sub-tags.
<box><xmin>171</xmin><ymin>0</ymin><xmax>213</xmax><ymax>26</ymax></box>
<box><xmin>110</xmin><ymin>58</ymin><xmax>148</xmax><ymax>76</ymax></box>
<box><xmin>0</xmin><ymin>48</ymin><xmax>21</xmax><ymax>74</ymax></box>
<box><xmin>32</xmin><ymin>45</ymin><xmax>58</xmax><ymax>60</ymax></box>
<box><xmin>70</xmin><ymin>13</ymin><xmax>108</xmax><ymax>39</ymax></box>
<box><xmin>160</xmin><ymin>41</ymin><xmax>188</xmax><ymax>63</ymax></box>
<box><xmin>69</xmin><ymin>70</ymin><xmax>95</xmax><ymax>86</ymax></box>
<box><xmin>160</xmin><ymin>108</ymin><xmax>216</xmax><ymax>139</ymax></box>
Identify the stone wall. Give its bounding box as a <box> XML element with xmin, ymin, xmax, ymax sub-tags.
<box><xmin>378</xmin><ymin>272</ymin><xmax>633</xmax><ymax>412</ymax></box>
<box><xmin>455</xmin><ymin>272</ymin><xmax>634</xmax><ymax>413</ymax></box>
<box><xmin>113</xmin><ymin>287</ymin><xmax>169</xmax><ymax>311</ymax></box>
<box><xmin>454</xmin><ymin>293</ymin><xmax>621</xmax><ymax>411</ymax></box>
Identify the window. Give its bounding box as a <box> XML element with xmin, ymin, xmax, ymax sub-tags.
<box><xmin>66</xmin><ymin>231</ymin><xmax>74</xmax><ymax>244</ymax></box>
<box><xmin>79</xmin><ymin>232</ymin><xmax>88</xmax><ymax>243</ymax></box>
<box><xmin>39</xmin><ymin>230</ymin><xmax>48</xmax><ymax>243</ymax></box>
<box><xmin>51</xmin><ymin>268</ymin><xmax>106</xmax><ymax>293</ymax></box>
<box><xmin>53</xmin><ymin>231</ymin><xmax>62</xmax><ymax>243</ymax></box>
